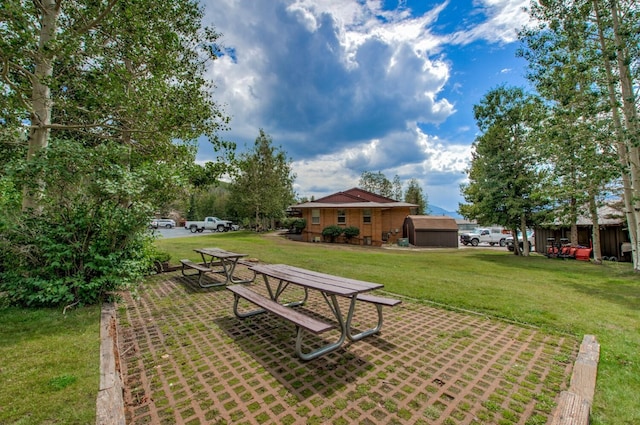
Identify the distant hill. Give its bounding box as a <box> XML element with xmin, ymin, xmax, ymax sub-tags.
<box><xmin>427</xmin><ymin>205</ymin><xmax>461</xmax><ymax>219</ymax></box>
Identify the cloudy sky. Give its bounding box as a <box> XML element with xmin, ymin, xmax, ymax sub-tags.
<box><xmin>199</xmin><ymin>0</ymin><xmax>533</xmax><ymax>213</ymax></box>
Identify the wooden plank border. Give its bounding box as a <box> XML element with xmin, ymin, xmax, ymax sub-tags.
<box><xmin>548</xmin><ymin>334</ymin><xmax>600</xmax><ymax>425</ymax></box>
<box><xmin>96</xmin><ymin>303</ymin><xmax>126</xmax><ymax>425</ymax></box>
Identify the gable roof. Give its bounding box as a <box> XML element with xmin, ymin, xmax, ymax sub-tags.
<box><xmin>314</xmin><ymin>188</ymin><xmax>399</xmax><ymax>204</ymax></box>
<box><xmin>405</xmin><ymin>215</ymin><xmax>458</xmax><ymax>231</ymax></box>
<box><xmin>293</xmin><ymin>187</ymin><xmax>418</xmax><ymax>209</ymax></box>
<box><xmin>543</xmin><ymin>202</ymin><xmax>627</xmax><ymax>227</ymax></box>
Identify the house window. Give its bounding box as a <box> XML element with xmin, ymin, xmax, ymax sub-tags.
<box><xmin>363</xmin><ymin>208</ymin><xmax>371</xmax><ymax>224</ymax></box>
<box><xmin>337</xmin><ymin>209</ymin><xmax>346</xmax><ymax>224</ymax></box>
<box><xmin>311</xmin><ymin>209</ymin><xmax>320</xmax><ymax>225</ymax></box>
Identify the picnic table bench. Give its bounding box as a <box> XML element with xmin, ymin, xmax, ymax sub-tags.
<box><xmin>180</xmin><ymin>247</ymin><xmax>255</xmax><ymax>287</ymax></box>
<box><xmin>227</xmin><ymin>264</ymin><xmax>401</xmax><ymax>360</ymax></box>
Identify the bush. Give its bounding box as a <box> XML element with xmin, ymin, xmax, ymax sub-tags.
<box><xmin>0</xmin><ymin>139</ymin><xmax>185</xmax><ymax>307</ymax></box>
<box><xmin>322</xmin><ymin>225</ymin><xmax>343</xmax><ymax>243</ymax></box>
<box><xmin>343</xmin><ymin>226</ymin><xmax>360</xmax><ymax>242</ymax></box>
<box><xmin>283</xmin><ymin>217</ymin><xmax>306</xmax><ymax>234</ymax></box>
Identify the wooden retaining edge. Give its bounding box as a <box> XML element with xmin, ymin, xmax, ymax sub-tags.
<box><xmin>96</xmin><ymin>303</ymin><xmax>126</xmax><ymax>425</ymax></box>
<box><xmin>548</xmin><ymin>335</ymin><xmax>600</xmax><ymax>425</ymax></box>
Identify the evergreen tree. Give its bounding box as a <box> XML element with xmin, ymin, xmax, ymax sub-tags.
<box><xmin>404</xmin><ymin>179</ymin><xmax>427</xmax><ymax>214</ymax></box>
<box><xmin>229</xmin><ymin>130</ymin><xmax>296</xmax><ymax>229</ymax></box>
<box><xmin>460</xmin><ymin>86</ymin><xmax>547</xmax><ymax>256</ymax></box>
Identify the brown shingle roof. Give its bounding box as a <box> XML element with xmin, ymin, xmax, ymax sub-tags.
<box><xmin>314</xmin><ymin>188</ymin><xmax>399</xmax><ymax>204</ymax></box>
<box><xmin>294</xmin><ymin>187</ymin><xmax>418</xmax><ymax>209</ymax></box>
<box><xmin>405</xmin><ymin>215</ymin><xmax>458</xmax><ymax>231</ymax></box>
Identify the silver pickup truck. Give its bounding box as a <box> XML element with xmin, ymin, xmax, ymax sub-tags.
<box><xmin>459</xmin><ymin>227</ymin><xmax>507</xmax><ymax>247</ymax></box>
<box><xmin>184</xmin><ymin>216</ymin><xmax>233</xmax><ymax>233</ymax></box>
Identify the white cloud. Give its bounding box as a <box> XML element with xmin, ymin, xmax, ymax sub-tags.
<box><xmin>450</xmin><ymin>0</ymin><xmax>530</xmax><ymax>45</ymax></box>
<box><xmin>198</xmin><ymin>0</ymin><xmax>533</xmax><ymax>211</ymax></box>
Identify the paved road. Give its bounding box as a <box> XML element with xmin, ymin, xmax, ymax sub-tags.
<box><xmin>150</xmin><ymin>227</ymin><xmax>227</xmax><ymax>239</ymax></box>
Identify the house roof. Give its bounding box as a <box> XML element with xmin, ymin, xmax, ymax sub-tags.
<box><xmin>541</xmin><ymin>202</ymin><xmax>625</xmax><ymax>227</ymax></box>
<box><xmin>293</xmin><ymin>187</ymin><xmax>418</xmax><ymax>209</ymax></box>
<box><xmin>575</xmin><ymin>204</ymin><xmax>626</xmax><ymax>226</ymax></box>
<box><xmin>405</xmin><ymin>215</ymin><xmax>459</xmax><ymax>231</ymax></box>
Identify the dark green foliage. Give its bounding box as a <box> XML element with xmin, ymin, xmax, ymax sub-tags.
<box><xmin>359</xmin><ymin>171</ymin><xmax>402</xmax><ymax>199</ymax></box>
<box><xmin>228</xmin><ymin>130</ymin><xmax>296</xmax><ymax>227</ymax></box>
<box><xmin>322</xmin><ymin>225</ymin><xmax>343</xmax><ymax>243</ymax></box>
<box><xmin>343</xmin><ymin>226</ymin><xmax>360</xmax><ymax>241</ymax></box>
<box><xmin>282</xmin><ymin>218</ymin><xmax>306</xmax><ymax>234</ymax></box>
<box><xmin>0</xmin><ymin>139</ymin><xmax>174</xmax><ymax>307</ymax></box>
<box><xmin>404</xmin><ymin>178</ymin><xmax>427</xmax><ymax>214</ymax></box>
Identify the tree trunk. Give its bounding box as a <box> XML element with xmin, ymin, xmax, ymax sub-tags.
<box><xmin>569</xmin><ymin>195</ymin><xmax>579</xmax><ymax>246</ymax></box>
<box><xmin>520</xmin><ymin>215</ymin><xmax>529</xmax><ymax>256</ymax></box>
<box><xmin>22</xmin><ymin>0</ymin><xmax>61</xmax><ymax>211</ymax></box>
<box><xmin>588</xmin><ymin>193</ymin><xmax>602</xmax><ymax>264</ymax></box>
<box><xmin>592</xmin><ymin>0</ymin><xmax>640</xmax><ymax>270</ymax></box>
<box><xmin>610</xmin><ymin>0</ymin><xmax>640</xmax><ymax>271</ymax></box>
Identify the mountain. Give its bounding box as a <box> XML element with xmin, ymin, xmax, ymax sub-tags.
<box><xmin>427</xmin><ymin>205</ymin><xmax>461</xmax><ymax>219</ymax></box>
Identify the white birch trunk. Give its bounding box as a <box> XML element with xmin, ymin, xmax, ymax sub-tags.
<box><xmin>22</xmin><ymin>0</ymin><xmax>61</xmax><ymax>211</ymax></box>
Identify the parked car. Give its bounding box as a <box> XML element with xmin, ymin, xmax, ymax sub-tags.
<box><xmin>150</xmin><ymin>218</ymin><xmax>176</xmax><ymax>229</ymax></box>
<box><xmin>506</xmin><ymin>230</ymin><xmax>535</xmax><ymax>251</ymax></box>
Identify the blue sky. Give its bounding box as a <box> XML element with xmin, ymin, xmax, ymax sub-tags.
<box><xmin>199</xmin><ymin>0</ymin><xmax>533</xmax><ymax>212</ymax></box>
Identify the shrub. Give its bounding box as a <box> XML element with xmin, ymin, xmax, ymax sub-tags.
<box><xmin>283</xmin><ymin>218</ymin><xmax>306</xmax><ymax>234</ymax></box>
<box><xmin>322</xmin><ymin>225</ymin><xmax>343</xmax><ymax>242</ymax></box>
<box><xmin>0</xmin><ymin>139</ymin><xmax>186</xmax><ymax>307</ymax></box>
<box><xmin>343</xmin><ymin>226</ymin><xmax>360</xmax><ymax>242</ymax></box>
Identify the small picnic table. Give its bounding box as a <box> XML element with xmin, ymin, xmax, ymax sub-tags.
<box><xmin>227</xmin><ymin>264</ymin><xmax>400</xmax><ymax>360</ymax></box>
<box><xmin>180</xmin><ymin>247</ymin><xmax>255</xmax><ymax>287</ymax></box>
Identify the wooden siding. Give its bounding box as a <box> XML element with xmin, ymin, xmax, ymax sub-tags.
<box><xmin>403</xmin><ymin>216</ymin><xmax>459</xmax><ymax>248</ymax></box>
<box><xmin>535</xmin><ymin>226</ymin><xmax>630</xmax><ymax>261</ymax></box>
<box><xmin>301</xmin><ymin>207</ymin><xmax>411</xmax><ymax>246</ymax></box>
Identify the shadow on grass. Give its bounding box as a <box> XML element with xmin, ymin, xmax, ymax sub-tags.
<box><xmin>465</xmin><ymin>250</ymin><xmax>640</xmax><ymax>311</ymax></box>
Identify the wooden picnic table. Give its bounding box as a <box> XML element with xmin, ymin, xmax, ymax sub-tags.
<box><xmin>180</xmin><ymin>247</ymin><xmax>255</xmax><ymax>287</ymax></box>
<box><xmin>227</xmin><ymin>264</ymin><xmax>400</xmax><ymax>360</ymax></box>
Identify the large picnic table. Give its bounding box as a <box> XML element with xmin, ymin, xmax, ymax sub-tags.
<box><xmin>180</xmin><ymin>247</ymin><xmax>255</xmax><ymax>287</ymax></box>
<box><xmin>227</xmin><ymin>264</ymin><xmax>400</xmax><ymax>360</ymax></box>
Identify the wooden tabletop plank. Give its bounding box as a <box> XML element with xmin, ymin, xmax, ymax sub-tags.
<box><xmin>195</xmin><ymin>247</ymin><xmax>248</xmax><ymax>258</ymax></box>
<box><xmin>272</xmin><ymin>264</ymin><xmax>382</xmax><ymax>292</ymax></box>
<box><xmin>249</xmin><ymin>264</ymin><xmax>381</xmax><ymax>296</ymax></box>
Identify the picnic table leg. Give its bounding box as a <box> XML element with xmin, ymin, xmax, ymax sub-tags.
<box><xmin>224</xmin><ymin>258</ymin><xmax>256</xmax><ymax>284</ymax></box>
<box><xmin>344</xmin><ymin>297</ymin><xmax>384</xmax><ymax>341</ymax></box>
<box><xmin>262</xmin><ymin>275</ymin><xmax>308</xmax><ymax>307</ymax></box>
<box><xmin>180</xmin><ymin>262</ymin><xmax>221</xmax><ymax>287</ymax></box>
<box><xmin>231</xmin><ymin>293</ymin><xmax>266</xmax><ymax>318</ymax></box>
<box><xmin>181</xmin><ymin>262</ymin><xmax>198</xmax><ymax>278</ymax></box>
<box><xmin>296</xmin><ymin>294</ymin><xmax>346</xmax><ymax>361</ymax></box>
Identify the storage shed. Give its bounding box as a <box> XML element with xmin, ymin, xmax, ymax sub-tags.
<box><xmin>403</xmin><ymin>215</ymin><xmax>459</xmax><ymax>248</ymax></box>
<box><xmin>535</xmin><ymin>203</ymin><xmax>631</xmax><ymax>261</ymax></box>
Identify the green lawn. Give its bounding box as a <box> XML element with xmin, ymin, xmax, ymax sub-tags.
<box><xmin>0</xmin><ymin>305</ymin><xmax>101</xmax><ymax>424</ymax></box>
<box><xmin>1</xmin><ymin>230</ymin><xmax>638</xmax><ymax>424</ymax></box>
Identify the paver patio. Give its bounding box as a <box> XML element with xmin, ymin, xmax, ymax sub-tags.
<box><xmin>116</xmin><ymin>264</ymin><xmax>579</xmax><ymax>424</ymax></box>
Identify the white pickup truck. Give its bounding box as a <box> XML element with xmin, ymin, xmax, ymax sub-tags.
<box><xmin>184</xmin><ymin>217</ymin><xmax>233</xmax><ymax>233</ymax></box>
<box><xmin>459</xmin><ymin>227</ymin><xmax>507</xmax><ymax>247</ymax></box>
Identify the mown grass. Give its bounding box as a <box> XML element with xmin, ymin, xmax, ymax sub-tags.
<box><xmin>0</xmin><ymin>304</ymin><xmax>101</xmax><ymax>424</ymax></box>
<box><xmin>1</xmin><ymin>230</ymin><xmax>637</xmax><ymax>424</ymax></box>
<box><xmin>157</xmin><ymin>231</ymin><xmax>640</xmax><ymax>425</ymax></box>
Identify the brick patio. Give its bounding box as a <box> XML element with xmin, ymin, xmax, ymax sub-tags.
<box><xmin>117</xmin><ymin>265</ymin><xmax>578</xmax><ymax>424</ymax></box>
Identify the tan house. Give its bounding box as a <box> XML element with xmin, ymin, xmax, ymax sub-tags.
<box><xmin>292</xmin><ymin>188</ymin><xmax>418</xmax><ymax>246</ymax></box>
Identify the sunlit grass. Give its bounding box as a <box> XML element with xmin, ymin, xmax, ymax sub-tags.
<box><xmin>1</xmin><ymin>230</ymin><xmax>637</xmax><ymax>424</ymax></box>
<box><xmin>0</xmin><ymin>305</ymin><xmax>101</xmax><ymax>424</ymax></box>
